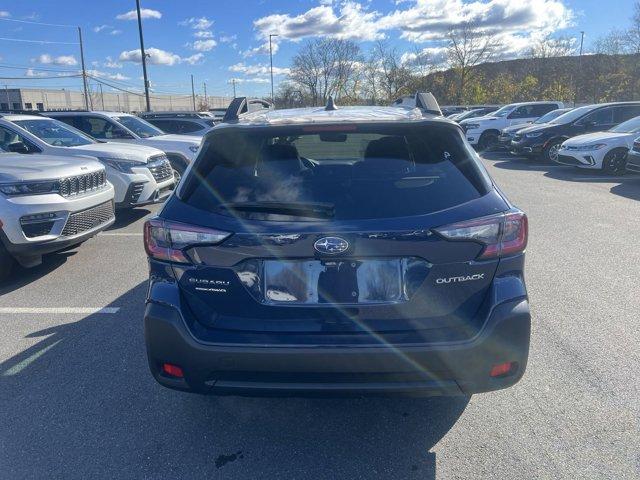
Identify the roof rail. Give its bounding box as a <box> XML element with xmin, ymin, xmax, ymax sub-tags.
<box><xmin>222</xmin><ymin>97</ymin><xmax>273</xmax><ymax>123</ymax></box>
<box><xmin>0</xmin><ymin>109</ymin><xmax>43</xmax><ymax>116</ymax></box>
<box><xmin>414</xmin><ymin>92</ymin><xmax>442</xmax><ymax>116</ymax></box>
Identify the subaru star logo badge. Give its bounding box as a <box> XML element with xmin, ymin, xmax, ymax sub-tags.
<box><xmin>314</xmin><ymin>236</ymin><xmax>349</xmax><ymax>255</ymax></box>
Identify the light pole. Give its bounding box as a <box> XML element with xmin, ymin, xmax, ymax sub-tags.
<box><xmin>136</xmin><ymin>0</ymin><xmax>151</xmax><ymax>111</ymax></box>
<box><xmin>269</xmin><ymin>34</ymin><xmax>278</xmax><ymax>103</ymax></box>
<box><xmin>77</xmin><ymin>27</ymin><xmax>90</xmax><ymax>110</ymax></box>
<box><xmin>574</xmin><ymin>31</ymin><xmax>585</xmax><ymax>106</ymax></box>
<box><xmin>190</xmin><ymin>74</ymin><xmax>196</xmax><ymax>110</ymax></box>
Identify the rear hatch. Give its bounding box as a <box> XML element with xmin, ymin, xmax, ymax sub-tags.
<box><xmin>161</xmin><ymin>122</ymin><xmax>510</xmax><ymax>343</ymax></box>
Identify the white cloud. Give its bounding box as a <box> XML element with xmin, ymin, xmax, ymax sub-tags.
<box><xmin>0</xmin><ymin>11</ymin><xmax>10</xmax><ymax>18</ymax></box>
<box><xmin>182</xmin><ymin>53</ymin><xmax>205</xmax><ymax>65</ymax></box>
<box><xmin>93</xmin><ymin>24</ymin><xmax>111</xmax><ymax>33</ymax></box>
<box><xmin>104</xmin><ymin>56</ymin><xmax>122</xmax><ymax>69</ymax></box>
<box><xmin>110</xmin><ymin>29</ymin><xmax>122</xmax><ymax>35</ymax></box>
<box><xmin>119</xmin><ymin>47</ymin><xmax>204</xmax><ymax>66</ymax></box>
<box><xmin>219</xmin><ymin>34</ymin><xmax>237</xmax><ymax>43</ymax></box>
<box><xmin>25</xmin><ymin>68</ymin><xmax>48</xmax><ymax>77</ymax></box>
<box><xmin>229</xmin><ymin>62</ymin><xmax>290</xmax><ymax>76</ymax></box>
<box><xmin>180</xmin><ymin>17</ymin><xmax>213</xmax><ymax>30</ymax></box>
<box><xmin>243</xmin><ymin>40</ymin><xmax>279</xmax><ymax>58</ymax></box>
<box><xmin>87</xmin><ymin>69</ymin><xmax>130</xmax><ymax>81</ymax></box>
<box><xmin>193</xmin><ymin>30</ymin><xmax>213</xmax><ymax>38</ymax></box>
<box><xmin>33</xmin><ymin>53</ymin><xmax>78</xmax><ymax>66</ymax></box>
<box><xmin>116</xmin><ymin>8</ymin><xmax>162</xmax><ymax>21</ymax></box>
<box><xmin>232</xmin><ymin>77</ymin><xmax>270</xmax><ymax>84</ymax></box>
<box><xmin>252</xmin><ymin>0</ymin><xmax>574</xmax><ymax>58</ymax></box>
<box><xmin>190</xmin><ymin>39</ymin><xmax>217</xmax><ymax>51</ymax></box>
<box><xmin>253</xmin><ymin>2</ymin><xmax>384</xmax><ymax>42</ymax></box>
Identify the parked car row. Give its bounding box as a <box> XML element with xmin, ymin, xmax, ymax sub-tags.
<box><xmin>0</xmin><ymin>107</ymin><xmax>211</xmax><ymax>281</ymax></box>
<box><xmin>504</xmin><ymin>102</ymin><xmax>640</xmax><ymax>174</ymax></box>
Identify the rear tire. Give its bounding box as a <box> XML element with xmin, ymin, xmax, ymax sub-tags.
<box><xmin>602</xmin><ymin>148</ymin><xmax>628</xmax><ymax>175</ymax></box>
<box><xmin>542</xmin><ymin>139</ymin><xmax>562</xmax><ymax>163</ymax></box>
<box><xmin>478</xmin><ymin>132</ymin><xmax>499</xmax><ymax>151</ymax></box>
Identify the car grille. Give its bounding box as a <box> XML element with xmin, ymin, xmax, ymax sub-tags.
<box><xmin>59</xmin><ymin>170</ymin><xmax>107</xmax><ymax>197</ymax></box>
<box><xmin>556</xmin><ymin>154</ymin><xmax>583</xmax><ymax>166</ymax></box>
<box><xmin>61</xmin><ymin>201</ymin><xmax>114</xmax><ymax>237</ymax></box>
<box><xmin>147</xmin><ymin>156</ymin><xmax>173</xmax><ymax>182</ymax></box>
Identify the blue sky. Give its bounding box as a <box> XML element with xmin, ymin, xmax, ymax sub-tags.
<box><xmin>0</xmin><ymin>0</ymin><xmax>635</xmax><ymax>98</ymax></box>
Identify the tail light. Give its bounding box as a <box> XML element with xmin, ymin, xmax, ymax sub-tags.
<box><xmin>143</xmin><ymin>218</ymin><xmax>231</xmax><ymax>263</ymax></box>
<box><xmin>435</xmin><ymin>210</ymin><xmax>528</xmax><ymax>259</ymax></box>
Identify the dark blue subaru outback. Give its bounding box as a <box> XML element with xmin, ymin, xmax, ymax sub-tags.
<box><xmin>143</xmin><ymin>95</ymin><xmax>530</xmax><ymax>397</ymax></box>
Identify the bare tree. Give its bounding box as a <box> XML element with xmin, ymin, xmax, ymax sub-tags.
<box><xmin>529</xmin><ymin>36</ymin><xmax>575</xmax><ymax>59</ymax></box>
<box><xmin>446</xmin><ymin>23</ymin><xmax>500</xmax><ymax>103</ymax></box>
<box><xmin>626</xmin><ymin>1</ymin><xmax>640</xmax><ymax>54</ymax></box>
<box><xmin>289</xmin><ymin>39</ymin><xmax>362</xmax><ymax>106</ymax></box>
<box><xmin>371</xmin><ymin>41</ymin><xmax>412</xmax><ymax>102</ymax></box>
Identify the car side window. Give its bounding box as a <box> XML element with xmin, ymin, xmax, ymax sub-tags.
<box><xmin>613</xmin><ymin>105</ymin><xmax>640</xmax><ymax>123</ymax></box>
<box><xmin>176</xmin><ymin>120</ymin><xmax>203</xmax><ymax>134</ymax></box>
<box><xmin>580</xmin><ymin>108</ymin><xmax>614</xmax><ymax>126</ymax></box>
<box><xmin>509</xmin><ymin>106</ymin><xmax>534</xmax><ymax>119</ymax></box>
<box><xmin>531</xmin><ymin>104</ymin><xmax>556</xmax><ymax>116</ymax></box>
<box><xmin>149</xmin><ymin>120</ymin><xmax>179</xmax><ymax>134</ymax></box>
<box><xmin>69</xmin><ymin>116</ymin><xmax>132</xmax><ymax>140</ymax></box>
<box><xmin>0</xmin><ymin>125</ymin><xmax>40</xmax><ymax>153</ymax></box>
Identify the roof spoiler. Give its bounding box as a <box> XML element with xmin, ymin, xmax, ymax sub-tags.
<box><xmin>415</xmin><ymin>92</ymin><xmax>442</xmax><ymax>116</ymax></box>
<box><xmin>222</xmin><ymin>97</ymin><xmax>273</xmax><ymax>123</ymax></box>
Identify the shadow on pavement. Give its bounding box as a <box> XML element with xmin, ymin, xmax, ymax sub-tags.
<box><xmin>610</xmin><ymin>177</ymin><xmax>640</xmax><ymax>201</ymax></box>
<box><xmin>106</xmin><ymin>207</ymin><xmax>152</xmax><ymax>230</ymax></box>
<box><xmin>0</xmin><ymin>250</ymin><xmax>77</xmax><ymax>294</ymax></box>
<box><xmin>0</xmin><ymin>282</ymin><xmax>469</xmax><ymax>479</ymax></box>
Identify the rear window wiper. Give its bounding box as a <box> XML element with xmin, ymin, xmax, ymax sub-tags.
<box><xmin>218</xmin><ymin>201</ymin><xmax>335</xmax><ymax>219</ymax></box>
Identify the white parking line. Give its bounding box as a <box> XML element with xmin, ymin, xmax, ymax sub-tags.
<box><xmin>100</xmin><ymin>232</ymin><xmax>143</xmax><ymax>236</ymax></box>
<box><xmin>0</xmin><ymin>307</ymin><xmax>120</xmax><ymax>314</ymax></box>
<box><xmin>2</xmin><ymin>339</ymin><xmax>61</xmax><ymax>376</ymax></box>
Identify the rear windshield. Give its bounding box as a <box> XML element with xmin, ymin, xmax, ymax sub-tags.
<box><xmin>182</xmin><ymin>124</ymin><xmax>490</xmax><ymax>221</ymax></box>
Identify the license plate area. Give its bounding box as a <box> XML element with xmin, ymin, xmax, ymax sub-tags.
<box><xmin>262</xmin><ymin>258</ymin><xmax>407</xmax><ymax>305</ymax></box>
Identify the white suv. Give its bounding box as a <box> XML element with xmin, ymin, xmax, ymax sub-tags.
<box><xmin>46</xmin><ymin>111</ymin><xmax>201</xmax><ymax>180</ymax></box>
<box><xmin>0</xmin><ymin>153</ymin><xmax>115</xmax><ymax>280</ymax></box>
<box><xmin>0</xmin><ymin>114</ymin><xmax>175</xmax><ymax>209</ymax></box>
<box><xmin>460</xmin><ymin>101</ymin><xmax>564</xmax><ymax>150</ymax></box>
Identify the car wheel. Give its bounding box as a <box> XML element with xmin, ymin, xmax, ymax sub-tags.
<box><xmin>478</xmin><ymin>132</ymin><xmax>499</xmax><ymax>151</ymax></box>
<box><xmin>543</xmin><ymin>140</ymin><xmax>562</xmax><ymax>163</ymax></box>
<box><xmin>602</xmin><ymin>148</ymin><xmax>628</xmax><ymax>175</ymax></box>
<box><xmin>0</xmin><ymin>244</ymin><xmax>15</xmax><ymax>283</ymax></box>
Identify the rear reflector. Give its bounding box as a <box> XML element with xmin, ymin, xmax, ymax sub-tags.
<box><xmin>434</xmin><ymin>210</ymin><xmax>528</xmax><ymax>259</ymax></box>
<box><xmin>143</xmin><ymin>218</ymin><xmax>231</xmax><ymax>263</ymax></box>
<box><xmin>490</xmin><ymin>361</ymin><xmax>518</xmax><ymax>378</ymax></box>
<box><xmin>162</xmin><ymin>363</ymin><xmax>184</xmax><ymax>378</ymax></box>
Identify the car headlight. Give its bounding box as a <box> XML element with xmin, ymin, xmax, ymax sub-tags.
<box><xmin>525</xmin><ymin>132</ymin><xmax>544</xmax><ymax>138</ymax></box>
<box><xmin>99</xmin><ymin>158</ymin><xmax>141</xmax><ymax>173</ymax></box>
<box><xmin>0</xmin><ymin>181</ymin><xmax>59</xmax><ymax>196</ymax></box>
<box><xmin>188</xmin><ymin>145</ymin><xmax>200</xmax><ymax>153</ymax></box>
<box><xmin>569</xmin><ymin>143</ymin><xmax>608</xmax><ymax>151</ymax></box>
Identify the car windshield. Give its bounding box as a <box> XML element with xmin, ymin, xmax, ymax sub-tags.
<box><xmin>113</xmin><ymin>115</ymin><xmax>163</xmax><ymax>138</ymax></box>
<box><xmin>491</xmin><ymin>105</ymin><xmax>517</xmax><ymax>117</ymax></box>
<box><xmin>534</xmin><ymin>109</ymin><xmax>567</xmax><ymax>124</ymax></box>
<box><xmin>13</xmin><ymin>119</ymin><xmax>95</xmax><ymax>147</ymax></box>
<box><xmin>609</xmin><ymin>115</ymin><xmax>640</xmax><ymax>133</ymax></box>
<box><xmin>182</xmin><ymin>124</ymin><xmax>490</xmax><ymax>221</ymax></box>
<box><xmin>549</xmin><ymin>105</ymin><xmax>595</xmax><ymax>124</ymax></box>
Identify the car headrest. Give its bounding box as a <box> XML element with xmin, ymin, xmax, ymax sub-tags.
<box><xmin>364</xmin><ymin>136</ymin><xmax>411</xmax><ymax>161</ymax></box>
<box><xmin>257</xmin><ymin>143</ymin><xmax>304</xmax><ymax>177</ymax></box>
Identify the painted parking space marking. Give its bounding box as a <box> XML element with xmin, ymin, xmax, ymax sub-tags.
<box><xmin>0</xmin><ymin>307</ymin><xmax>120</xmax><ymax>314</ymax></box>
<box><xmin>100</xmin><ymin>232</ymin><xmax>144</xmax><ymax>236</ymax></box>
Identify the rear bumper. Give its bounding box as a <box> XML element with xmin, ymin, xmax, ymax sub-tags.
<box><xmin>144</xmin><ymin>297</ymin><xmax>531</xmax><ymax>397</ymax></box>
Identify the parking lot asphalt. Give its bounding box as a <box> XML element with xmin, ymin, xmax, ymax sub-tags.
<box><xmin>1</xmin><ymin>152</ymin><xmax>639</xmax><ymax>479</ymax></box>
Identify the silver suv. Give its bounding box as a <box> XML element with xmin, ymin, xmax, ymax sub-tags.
<box><xmin>0</xmin><ymin>153</ymin><xmax>115</xmax><ymax>281</ymax></box>
<box><xmin>138</xmin><ymin>112</ymin><xmax>215</xmax><ymax>137</ymax></box>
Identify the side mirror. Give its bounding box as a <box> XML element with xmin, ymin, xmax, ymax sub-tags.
<box><xmin>7</xmin><ymin>142</ymin><xmax>30</xmax><ymax>154</ymax></box>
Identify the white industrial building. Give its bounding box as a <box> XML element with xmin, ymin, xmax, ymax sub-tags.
<box><xmin>0</xmin><ymin>87</ymin><xmax>232</xmax><ymax>113</ymax></box>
